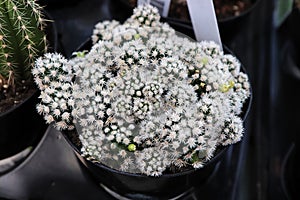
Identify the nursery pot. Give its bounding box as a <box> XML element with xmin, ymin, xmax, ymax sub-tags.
<box><xmin>165</xmin><ymin>0</ymin><xmax>261</xmax><ymax>43</ymax></box>
<box><xmin>0</xmin><ymin>13</ymin><xmax>57</xmax><ymax>173</ymax></box>
<box><xmin>0</xmin><ymin>91</ymin><xmax>45</xmax><ymax>160</ymax></box>
<box><xmin>62</xmin><ymin>38</ymin><xmax>252</xmax><ymax>199</ymax></box>
<box><xmin>66</xmin><ymin>135</ymin><xmax>227</xmax><ymax>200</ymax></box>
<box><xmin>216</xmin><ymin>0</ymin><xmax>261</xmax><ymax>43</ymax></box>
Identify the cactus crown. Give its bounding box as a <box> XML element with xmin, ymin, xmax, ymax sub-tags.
<box><xmin>0</xmin><ymin>0</ymin><xmax>47</xmax><ymax>89</ymax></box>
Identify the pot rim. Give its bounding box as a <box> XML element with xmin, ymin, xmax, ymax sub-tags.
<box><xmin>0</xmin><ymin>90</ymin><xmax>38</xmax><ymax>118</ymax></box>
<box><xmin>0</xmin><ymin>124</ymin><xmax>51</xmax><ymax>176</ymax></box>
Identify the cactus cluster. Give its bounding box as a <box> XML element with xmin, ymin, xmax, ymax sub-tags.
<box><xmin>33</xmin><ymin>5</ymin><xmax>250</xmax><ymax>176</ymax></box>
<box><xmin>0</xmin><ymin>0</ymin><xmax>47</xmax><ymax>91</ymax></box>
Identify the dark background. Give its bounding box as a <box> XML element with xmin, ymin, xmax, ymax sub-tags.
<box><xmin>0</xmin><ymin>0</ymin><xmax>299</xmax><ymax>199</ymax></box>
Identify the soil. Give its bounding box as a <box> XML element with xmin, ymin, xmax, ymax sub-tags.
<box><xmin>122</xmin><ymin>0</ymin><xmax>254</xmax><ymax>21</ymax></box>
<box><xmin>213</xmin><ymin>0</ymin><xmax>254</xmax><ymax>19</ymax></box>
<box><xmin>0</xmin><ymin>84</ymin><xmax>36</xmax><ymax>113</ymax></box>
<box><xmin>169</xmin><ymin>0</ymin><xmax>254</xmax><ymax>21</ymax></box>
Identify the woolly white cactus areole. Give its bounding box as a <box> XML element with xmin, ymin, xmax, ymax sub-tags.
<box><xmin>33</xmin><ymin>4</ymin><xmax>250</xmax><ymax>176</ymax></box>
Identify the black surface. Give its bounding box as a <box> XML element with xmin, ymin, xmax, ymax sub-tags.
<box><xmin>0</xmin><ymin>0</ymin><xmax>299</xmax><ymax>199</ymax></box>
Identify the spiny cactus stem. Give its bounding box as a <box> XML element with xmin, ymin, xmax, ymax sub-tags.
<box><xmin>0</xmin><ymin>0</ymin><xmax>48</xmax><ymax>87</ymax></box>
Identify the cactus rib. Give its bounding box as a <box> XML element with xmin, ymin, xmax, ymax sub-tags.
<box><xmin>0</xmin><ymin>0</ymin><xmax>47</xmax><ymax>88</ymax></box>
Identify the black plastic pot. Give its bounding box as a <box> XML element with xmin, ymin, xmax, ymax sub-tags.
<box><xmin>64</xmin><ymin>98</ymin><xmax>251</xmax><ymax>199</ymax></box>
<box><xmin>64</xmin><ymin>100</ymin><xmax>251</xmax><ymax>199</ymax></box>
<box><xmin>0</xmin><ymin>13</ymin><xmax>58</xmax><ymax>173</ymax></box>
<box><xmin>70</xmin><ymin>141</ymin><xmax>226</xmax><ymax>199</ymax></box>
<box><xmin>216</xmin><ymin>0</ymin><xmax>261</xmax><ymax>43</ymax></box>
<box><xmin>0</xmin><ymin>91</ymin><xmax>46</xmax><ymax>159</ymax></box>
<box><xmin>61</xmin><ymin>38</ymin><xmax>252</xmax><ymax>199</ymax></box>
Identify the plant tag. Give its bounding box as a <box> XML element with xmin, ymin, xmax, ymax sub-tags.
<box><xmin>137</xmin><ymin>0</ymin><xmax>171</xmax><ymax>17</ymax></box>
<box><xmin>187</xmin><ymin>0</ymin><xmax>222</xmax><ymax>49</ymax></box>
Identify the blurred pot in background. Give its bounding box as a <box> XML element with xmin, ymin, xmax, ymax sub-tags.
<box><xmin>117</xmin><ymin>0</ymin><xmax>261</xmax><ymax>43</ymax></box>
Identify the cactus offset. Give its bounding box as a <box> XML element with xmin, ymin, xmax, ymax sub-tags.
<box><xmin>0</xmin><ymin>0</ymin><xmax>47</xmax><ymax>89</ymax></box>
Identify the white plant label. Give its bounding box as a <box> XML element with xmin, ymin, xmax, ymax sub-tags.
<box><xmin>187</xmin><ymin>0</ymin><xmax>222</xmax><ymax>49</ymax></box>
<box><xmin>137</xmin><ymin>0</ymin><xmax>171</xmax><ymax>17</ymax></box>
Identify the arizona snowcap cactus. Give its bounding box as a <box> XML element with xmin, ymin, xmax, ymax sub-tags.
<box><xmin>0</xmin><ymin>0</ymin><xmax>47</xmax><ymax>89</ymax></box>
<box><xmin>32</xmin><ymin>5</ymin><xmax>250</xmax><ymax>176</ymax></box>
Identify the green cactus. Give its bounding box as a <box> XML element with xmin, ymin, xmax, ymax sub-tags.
<box><xmin>0</xmin><ymin>0</ymin><xmax>47</xmax><ymax>89</ymax></box>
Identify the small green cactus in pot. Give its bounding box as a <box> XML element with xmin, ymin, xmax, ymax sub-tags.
<box><xmin>0</xmin><ymin>0</ymin><xmax>47</xmax><ymax>94</ymax></box>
